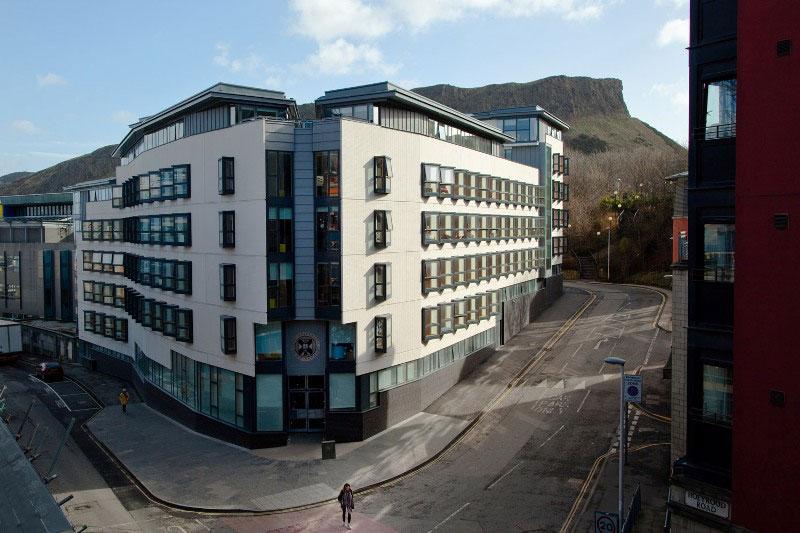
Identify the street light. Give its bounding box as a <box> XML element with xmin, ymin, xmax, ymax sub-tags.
<box><xmin>604</xmin><ymin>356</ymin><xmax>626</xmax><ymax>526</ymax></box>
<box><xmin>607</xmin><ymin>216</ymin><xmax>613</xmax><ymax>281</ymax></box>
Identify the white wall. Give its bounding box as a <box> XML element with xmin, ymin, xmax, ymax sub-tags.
<box><xmin>338</xmin><ymin>119</ymin><xmax>542</xmax><ymax>376</ymax></box>
<box><xmin>78</xmin><ymin>120</ymin><xmax>275</xmax><ymax>376</ymax></box>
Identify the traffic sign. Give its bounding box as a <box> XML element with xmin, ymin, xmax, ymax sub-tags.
<box><xmin>595</xmin><ymin>511</ymin><xmax>619</xmax><ymax>533</ymax></box>
<box><xmin>623</xmin><ymin>375</ymin><xmax>642</xmax><ymax>403</ymax></box>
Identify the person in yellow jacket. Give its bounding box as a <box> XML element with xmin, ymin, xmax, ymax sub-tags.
<box><xmin>119</xmin><ymin>388</ymin><xmax>130</xmax><ymax>414</ymax></box>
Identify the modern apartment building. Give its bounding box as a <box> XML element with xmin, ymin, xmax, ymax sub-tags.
<box><xmin>0</xmin><ymin>193</ymin><xmax>75</xmax><ymax>322</ymax></box>
<box><xmin>76</xmin><ymin>82</ymin><xmax>565</xmax><ymax>447</ymax></box>
<box><xmin>670</xmin><ymin>3</ymin><xmax>800</xmax><ymax>530</ymax></box>
<box><xmin>473</xmin><ymin>106</ymin><xmax>570</xmax><ymax>277</ymax></box>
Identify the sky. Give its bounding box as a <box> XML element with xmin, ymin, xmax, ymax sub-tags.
<box><xmin>0</xmin><ymin>0</ymin><xmax>689</xmax><ymax>176</ymax></box>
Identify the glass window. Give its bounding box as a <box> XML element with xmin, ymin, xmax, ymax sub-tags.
<box><xmin>374</xmin><ymin>210</ymin><xmax>391</xmax><ymax>248</ymax></box>
<box><xmin>330</xmin><ymin>373</ymin><xmax>356</xmax><ymax>409</ymax></box>
<box><xmin>256</xmin><ymin>374</ymin><xmax>283</xmax><ymax>431</ymax></box>
<box><xmin>374</xmin><ymin>156</ymin><xmax>392</xmax><ymax>194</ymax></box>
<box><xmin>375</xmin><ymin>316</ymin><xmax>389</xmax><ymax>353</ymax></box>
<box><xmin>255</xmin><ymin>322</ymin><xmax>282</xmax><ymax>361</ymax></box>
<box><xmin>219</xmin><ymin>211</ymin><xmax>235</xmax><ymax>247</ymax></box>
<box><xmin>422</xmin><ymin>307</ymin><xmax>439</xmax><ymax>340</ymax></box>
<box><xmin>703</xmin><ymin>223</ymin><xmax>735</xmax><ymax>282</ymax></box>
<box><xmin>314</xmin><ymin>150</ymin><xmax>340</xmax><ymax>197</ymax></box>
<box><xmin>704</xmin><ymin>79</ymin><xmax>736</xmax><ymax>139</ymax></box>
<box><xmin>439</xmin><ymin>167</ymin><xmax>455</xmax><ymax>197</ymax></box>
<box><xmin>266</xmin><ymin>151</ymin><xmax>293</xmax><ymax>198</ymax></box>
<box><xmin>329</xmin><ymin>322</ymin><xmax>355</xmax><ymax>361</ymax></box>
<box><xmin>702</xmin><ymin>364</ymin><xmax>733</xmax><ymax>424</ymax></box>
<box><xmin>217</xmin><ymin>369</ymin><xmax>236</xmax><ymax>425</ymax></box>
<box><xmin>422</xmin><ymin>163</ymin><xmax>440</xmax><ymax>196</ymax></box>
<box><xmin>218</xmin><ymin>157</ymin><xmax>235</xmax><ymax>195</ymax></box>
<box><xmin>268</xmin><ymin>262</ymin><xmax>293</xmax><ymax>310</ymax></box>
<box><xmin>220</xmin><ymin>264</ymin><xmax>236</xmax><ymax>301</ymax></box>
<box><xmin>268</xmin><ymin>207</ymin><xmax>293</xmax><ymax>254</ymax></box>
<box><xmin>220</xmin><ymin>316</ymin><xmax>237</xmax><ymax>354</ymax></box>
<box><xmin>374</xmin><ymin>263</ymin><xmax>388</xmax><ymax>301</ymax></box>
<box><xmin>316</xmin><ymin>206</ymin><xmax>340</xmax><ymax>252</ymax></box>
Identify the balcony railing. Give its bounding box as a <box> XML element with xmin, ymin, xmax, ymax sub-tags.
<box><xmin>695</xmin><ymin>122</ymin><xmax>736</xmax><ymax>141</ymax></box>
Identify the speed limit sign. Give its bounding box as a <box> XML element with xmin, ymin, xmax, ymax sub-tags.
<box><xmin>595</xmin><ymin>511</ymin><xmax>619</xmax><ymax>533</ymax></box>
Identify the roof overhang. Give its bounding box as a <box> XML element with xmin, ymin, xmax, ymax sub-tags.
<box><xmin>315</xmin><ymin>82</ymin><xmax>514</xmax><ymax>143</ymax></box>
<box><xmin>472</xmin><ymin>106</ymin><xmax>571</xmax><ymax>131</ymax></box>
<box><xmin>113</xmin><ymin>83</ymin><xmax>297</xmax><ymax>158</ymax></box>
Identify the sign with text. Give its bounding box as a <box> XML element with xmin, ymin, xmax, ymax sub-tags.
<box><xmin>623</xmin><ymin>375</ymin><xmax>643</xmax><ymax>403</ymax></box>
<box><xmin>684</xmin><ymin>490</ymin><xmax>730</xmax><ymax>519</ymax></box>
<box><xmin>594</xmin><ymin>511</ymin><xmax>619</xmax><ymax>533</ymax></box>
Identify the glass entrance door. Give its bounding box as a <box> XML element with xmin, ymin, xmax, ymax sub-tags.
<box><xmin>288</xmin><ymin>375</ymin><xmax>325</xmax><ymax>432</ymax></box>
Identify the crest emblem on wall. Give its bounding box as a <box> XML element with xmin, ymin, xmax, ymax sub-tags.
<box><xmin>294</xmin><ymin>332</ymin><xmax>320</xmax><ymax>362</ymax></box>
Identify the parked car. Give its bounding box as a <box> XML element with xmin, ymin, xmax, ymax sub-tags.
<box><xmin>0</xmin><ymin>352</ymin><xmax>18</xmax><ymax>365</ymax></box>
<box><xmin>36</xmin><ymin>362</ymin><xmax>64</xmax><ymax>382</ymax></box>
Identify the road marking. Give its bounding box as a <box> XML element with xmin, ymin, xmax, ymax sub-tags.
<box><xmin>538</xmin><ymin>424</ymin><xmax>566</xmax><ymax>449</ymax></box>
<box><xmin>194</xmin><ymin>519</ymin><xmax>211</xmax><ymax>531</ymax></box>
<box><xmin>576</xmin><ymin>390</ymin><xmax>591</xmax><ymax>413</ymax></box>
<box><xmin>486</xmin><ymin>461</ymin><xmax>523</xmax><ymax>490</ymax></box>
<box><xmin>427</xmin><ymin>502</ymin><xmax>471</xmax><ymax>532</ymax></box>
<box><xmin>593</xmin><ymin>338</ymin><xmax>608</xmax><ymax>350</ymax></box>
<box><xmin>597</xmin><ymin>362</ymin><xmax>605</xmax><ymax>375</ymax></box>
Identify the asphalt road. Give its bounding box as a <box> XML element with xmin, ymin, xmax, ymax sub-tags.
<box><xmin>0</xmin><ymin>281</ymin><xmax>670</xmax><ymax>532</ymax></box>
<box><xmin>235</xmin><ymin>281</ymin><xmax>671</xmax><ymax>532</ymax></box>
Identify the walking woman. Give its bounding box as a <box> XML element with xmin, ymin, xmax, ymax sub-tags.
<box><xmin>337</xmin><ymin>483</ymin><xmax>354</xmax><ymax>529</ymax></box>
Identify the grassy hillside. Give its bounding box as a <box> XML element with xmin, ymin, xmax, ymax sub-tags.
<box><xmin>0</xmin><ymin>145</ymin><xmax>118</xmax><ymax>195</ymax></box>
<box><xmin>0</xmin><ymin>171</ymin><xmax>33</xmax><ymax>188</ymax></box>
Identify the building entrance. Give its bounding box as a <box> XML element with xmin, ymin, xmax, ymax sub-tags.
<box><xmin>288</xmin><ymin>375</ymin><xmax>325</xmax><ymax>431</ymax></box>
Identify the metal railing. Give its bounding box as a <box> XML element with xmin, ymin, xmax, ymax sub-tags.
<box><xmin>695</xmin><ymin>122</ymin><xmax>736</xmax><ymax>140</ymax></box>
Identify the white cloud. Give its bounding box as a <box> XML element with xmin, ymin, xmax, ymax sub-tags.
<box><xmin>656</xmin><ymin>0</ymin><xmax>688</xmax><ymax>8</ymax></box>
<box><xmin>291</xmin><ymin>0</ymin><xmax>391</xmax><ymax>42</ymax></box>
<box><xmin>306</xmin><ymin>38</ymin><xmax>400</xmax><ymax>76</ymax></box>
<box><xmin>212</xmin><ymin>43</ymin><xmax>283</xmax><ymax>87</ymax></box>
<box><xmin>657</xmin><ymin>18</ymin><xmax>689</xmax><ymax>47</ymax></box>
<box><xmin>111</xmin><ymin>110</ymin><xmax>135</xmax><ymax>124</ymax></box>
<box><xmin>288</xmin><ymin>0</ymin><xmax>611</xmax><ymax>80</ymax></box>
<box><xmin>650</xmin><ymin>81</ymin><xmax>688</xmax><ymax>108</ymax></box>
<box><xmin>36</xmin><ymin>73</ymin><xmax>67</xmax><ymax>87</ymax></box>
<box><xmin>11</xmin><ymin>120</ymin><xmax>40</xmax><ymax>135</ymax></box>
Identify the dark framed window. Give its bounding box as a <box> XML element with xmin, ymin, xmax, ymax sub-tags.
<box><xmin>220</xmin><ymin>264</ymin><xmax>236</xmax><ymax>301</ymax></box>
<box><xmin>218</xmin><ymin>157</ymin><xmax>235</xmax><ymax>195</ymax></box>
<box><xmin>314</xmin><ymin>150</ymin><xmax>340</xmax><ymax>197</ymax></box>
<box><xmin>316</xmin><ymin>262</ymin><xmax>340</xmax><ymax>307</ymax></box>
<box><xmin>112</xmin><ymin>186</ymin><xmax>123</xmax><ymax>208</ymax></box>
<box><xmin>268</xmin><ymin>262</ymin><xmax>293</xmax><ymax>310</ymax></box>
<box><xmin>176</xmin><ymin>309</ymin><xmax>193</xmax><ymax>343</ymax></box>
<box><xmin>83</xmin><ymin>310</ymin><xmax>95</xmax><ymax>332</ymax></box>
<box><xmin>220</xmin><ymin>316</ymin><xmax>237</xmax><ymax>354</ymax></box>
<box><xmin>266</xmin><ymin>151</ymin><xmax>293</xmax><ymax>197</ymax></box>
<box><xmin>174</xmin><ymin>164</ymin><xmax>191</xmax><ymax>198</ymax></box>
<box><xmin>422</xmin><ymin>307</ymin><xmax>439</xmax><ymax>341</ymax></box>
<box><xmin>267</xmin><ymin>207</ymin><xmax>293</xmax><ymax>254</ymax></box>
<box><xmin>703</xmin><ymin>79</ymin><xmax>737</xmax><ymax>139</ymax></box>
<box><xmin>163</xmin><ymin>306</ymin><xmax>177</xmax><ymax>337</ymax></box>
<box><xmin>152</xmin><ymin>302</ymin><xmax>164</xmax><ymax>332</ymax></box>
<box><xmin>374</xmin><ymin>156</ymin><xmax>392</xmax><ymax>194</ymax></box>
<box><xmin>703</xmin><ymin>223</ymin><xmax>735</xmax><ymax>282</ymax></box>
<box><xmin>316</xmin><ymin>206</ymin><xmax>340</xmax><ymax>252</ymax></box>
<box><xmin>114</xmin><ymin>318</ymin><xmax>128</xmax><ymax>342</ymax></box>
<box><xmin>374</xmin><ymin>210</ymin><xmax>391</xmax><ymax>248</ymax></box>
<box><xmin>421</xmin><ymin>163</ymin><xmax>440</xmax><ymax>196</ymax></box>
<box><xmin>375</xmin><ymin>316</ymin><xmax>388</xmax><ymax>353</ymax></box>
<box><xmin>553</xmin><ymin>153</ymin><xmax>561</xmax><ymax>174</ymax></box>
<box><xmin>563</xmin><ymin>157</ymin><xmax>570</xmax><ymax>176</ymax></box>
<box><xmin>439</xmin><ymin>167</ymin><xmax>455</xmax><ymax>197</ymax></box>
<box><xmin>374</xmin><ymin>263</ymin><xmax>388</xmax><ymax>301</ymax></box>
<box><xmin>219</xmin><ymin>211</ymin><xmax>235</xmax><ymax>247</ymax></box>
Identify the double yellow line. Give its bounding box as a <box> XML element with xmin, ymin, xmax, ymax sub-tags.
<box><xmin>559</xmin><ymin>442</ymin><xmax>670</xmax><ymax>532</ymax></box>
<box><xmin>364</xmin><ymin>288</ymin><xmax>597</xmax><ymax>493</ymax></box>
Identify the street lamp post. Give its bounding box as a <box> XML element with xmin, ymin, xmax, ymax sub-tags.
<box><xmin>604</xmin><ymin>356</ymin><xmax>626</xmax><ymax>526</ymax></box>
<box><xmin>607</xmin><ymin>216</ymin><xmax>613</xmax><ymax>281</ymax></box>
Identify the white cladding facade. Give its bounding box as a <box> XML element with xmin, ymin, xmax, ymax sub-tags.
<box><xmin>76</xmin><ymin>83</ymin><xmax>564</xmax><ymax>446</ymax></box>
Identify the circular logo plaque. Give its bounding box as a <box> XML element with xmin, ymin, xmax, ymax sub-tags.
<box><xmin>293</xmin><ymin>332</ymin><xmax>320</xmax><ymax>362</ymax></box>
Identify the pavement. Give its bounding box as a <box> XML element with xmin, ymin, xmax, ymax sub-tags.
<box><xmin>84</xmin><ymin>286</ymin><xmax>593</xmax><ymax>513</ymax></box>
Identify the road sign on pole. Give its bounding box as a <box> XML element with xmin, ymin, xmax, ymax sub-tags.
<box><xmin>623</xmin><ymin>375</ymin><xmax>642</xmax><ymax>403</ymax></box>
<box><xmin>595</xmin><ymin>511</ymin><xmax>619</xmax><ymax>533</ymax></box>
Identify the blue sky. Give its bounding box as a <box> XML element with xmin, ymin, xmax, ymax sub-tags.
<box><xmin>0</xmin><ymin>0</ymin><xmax>689</xmax><ymax>176</ymax></box>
